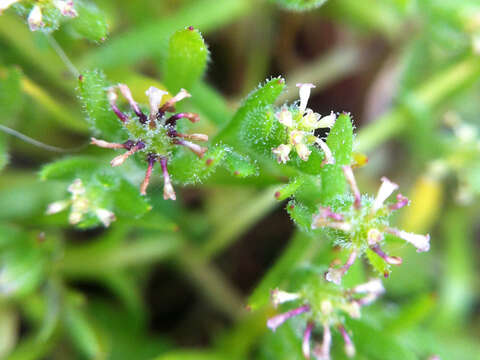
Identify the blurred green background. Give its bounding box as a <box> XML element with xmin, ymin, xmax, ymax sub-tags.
<box><xmin>0</xmin><ymin>0</ymin><xmax>480</xmax><ymax>359</ymax></box>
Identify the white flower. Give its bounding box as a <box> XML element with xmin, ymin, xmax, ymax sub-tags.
<box><xmin>295</xmin><ymin>142</ymin><xmax>311</xmax><ymax>161</ymax></box>
<box><xmin>272</xmin><ymin>144</ymin><xmax>292</xmax><ymax>164</ymax></box>
<box><xmin>276</xmin><ymin>107</ymin><xmax>293</xmax><ymax>128</ymax></box>
<box><xmin>28</xmin><ymin>5</ymin><xmax>44</xmax><ymax>31</ymax></box>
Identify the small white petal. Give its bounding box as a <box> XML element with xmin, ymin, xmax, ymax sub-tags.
<box><xmin>163</xmin><ymin>179</ymin><xmax>176</xmax><ymax>201</ymax></box>
<box><xmin>296</xmin><ymin>83</ymin><xmax>315</xmax><ymax>114</ymax></box>
<box><xmin>295</xmin><ymin>143</ymin><xmax>311</xmax><ymax>161</ymax></box>
<box><xmin>353</xmin><ymin>278</ymin><xmax>385</xmax><ymax>295</ymax></box>
<box><xmin>372</xmin><ymin>177</ymin><xmax>399</xmax><ymax>213</ymax></box>
<box><xmin>95</xmin><ymin>208</ymin><xmax>116</xmax><ymax>227</ymax></box>
<box><xmin>53</xmin><ymin>0</ymin><xmax>77</xmax><ymax>17</ymax></box>
<box><xmin>145</xmin><ymin>86</ymin><xmax>168</xmax><ymax>115</ymax></box>
<box><xmin>271</xmin><ymin>289</ymin><xmax>300</xmax><ymax>308</ymax></box>
<box><xmin>325</xmin><ymin>268</ymin><xmax>343</xmax><ymax>285</ymax></box>
<box><xmin>276</xmin><ymin>108</ymin><xmax>293</xmax><ymax>128</ymax></box>
<box><xmin>68</xmin><ymin>179</ymin><xmax>85</xmax><ymax>196</ymax></box>
<box><xmin>28</xmin><ymin>5</ymin><xmax>44</xmax><ymax>31</ymax></box>
<box><xmin>272</xmin><ymin>144</ymin><xmax>291</xmax><ymax>164</ymax></box>
<box><xmin>46</xmin><ymin>200</ymin><xmax>70</xmax><ymax>215</ymax></box>
<box><xmin>300</xmin><ymin>109</ymin><xmax>321</xmax><ymax>130</ymax></box>
<box><xmin>317</xmin><ymin>112</ymin><xmax>337</xmax><ymax>128</ymax></box>
<box><xmin>68</xmin><ymin>211</ymin><xmax>83</xmax><ymax>225</ymax></box>
<box><xmin>387</xmin><ymin>229</ymin><xmax>430</xmax><ymax>252</ymax></box>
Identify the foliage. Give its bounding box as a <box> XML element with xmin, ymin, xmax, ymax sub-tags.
<box><xmin>0</xmin><ymin>0</ymin><xmax>479</xmax><ymax>359</ymax></box>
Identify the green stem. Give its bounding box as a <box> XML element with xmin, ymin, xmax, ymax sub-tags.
<box><xmin>175</xmin><ymin>244</ymin><xmax>246</xmax><ymax>321</ymax></box>
<box><xmin>201</xmin><ymin>186</ymin><xmax>279</xmax><ymax>260</ymax></box>
<box><xmin>59</xmin><ymin>235</ymin><xmax>181</xmax><ymax>278</ymax></box>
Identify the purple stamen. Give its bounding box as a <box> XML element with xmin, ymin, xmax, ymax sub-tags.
<box><xmin>118</xmin><ymin>84</ymin><xmax>148</xmax><ymax>124</ymax></box>
<box><xmin>165</xmin><ymin>112</ymin><xmax>200</xmax><ymax>127</ymax></box>
<box><xmin>140</xmin><ymin>154</ymin><xmax>156</xmax><ymax>196</ymax></box>
<box><xmin>123</xmin><ymin>139</ymin><xmax>135</xmax><ymax>150</ymax></box>
<box><xmin>267</xmin><ymin>305</ymin><xmax>311</xmax><ymax>332</ymax></box>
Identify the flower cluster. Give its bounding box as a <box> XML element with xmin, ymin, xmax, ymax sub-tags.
<box><xmin>272</xmin><ymin>83</ymin><xmax>336</xmax><ymax>164</ymax></box>
<box><xmin>89</xmin><ymin>83</ymin><xmax>208</xmax><ymax>200</ymax></box>
<box><xmin>0</xmin><ymin>0</ymin><xmax>77</xmax><ymax>31</ymax></box>
<box><xmin>312</xmin><ymin>166</ymin><xmax>430</xmax><ymax>284</ymax></box>
<box><xmin>268</xmin><ymin>278</ymin><xmax>385</xmax><ymax>359</ymax></box>
<box><xmin>46</xmin><ymin>178</ymin><xmax>116</xmax><ymax>227</ymax></box>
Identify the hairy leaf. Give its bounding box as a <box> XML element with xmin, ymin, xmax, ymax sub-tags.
<box><xmin>163</xmin><ymin>27</ymin><xmax>209</xmax><ymax>93</ymax></box>
<box><xmin>78</xmin><ymin>69</ymin><xmax>126</xmax><ymax>141</ymax></box>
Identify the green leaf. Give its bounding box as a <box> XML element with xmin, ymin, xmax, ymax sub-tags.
<box><xmin>271</xmin><ymin>0</ymin><xmax>328</xmax><ymax>11</ymax></box>
<box><xmin>320</xmin><ymin>113</ymin><xmax>354</xmax><ymax>203</ymax></box>
<box><xmin>327</xmin><ymin>112</ymin><xmax>354</xmax><ymax>166</ymax></box>
<box><xmin>218</xmin><ymin>77</ymin><xmax>286</xmax><ymax>144</ymax></box>
<box><xmin>78</xmin><ymin>69</ymin><xmax>126</xmax><ymax>141</ymax></box>
<box><xmin>223</xmin><ymin>150</ymin><xmax>258</xmax><ymax>178</ymax></box>
<box><xmin>163</xmin><ymin>27</ymin><xmax>209</xmax><ymax>93</ymax></box>
<box><xmin>169</xmin><ymin>145</ymin><xmax>227</xmax><ymax>184</ymax></box>
<box><xmin>274</xmin><ymin>177</ymin><xmax>305</xmax><ymax>201</ymax></box>
<box><xmin>68</xmin><ymin>0</ymin><xmax>108</xmax><ymax>42</ymax></box>
<box><xmin>0</xmin><ymin>66</ymin><xmax>23</xmax><ymax>125</ymax></box>
<box><xmin>285</xmin><ymin>200</ymin><xmax>313</xmax><ymax>232</ymax></box>
<box><xmin>64</xmin><ymin>296</ymin><xmax>106</xmax><ymax>359</ymax></box>
<box><xmin>240</xmin><ymin>106</ymin><xmax>283</xmax><ymax>156</ymax></box>
<box><xmin>0</xmin><ymin>227</ymin><xmax>49</xmax><ymax>299</ymax></box>
<box><xmin>40</xmin><ymin>156</ymin><xmax>103</xmax><ymax>181</ymax></box>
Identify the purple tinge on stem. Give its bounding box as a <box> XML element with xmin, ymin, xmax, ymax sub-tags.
<box><xmin>267</xmin><ymin>305</ymin><xmax>310</xmax><ymax>332</ymax></box>
<box><xmin>342</xmin><ymin>166</ymin><xmax>361</xmax><ymax>209</ymax></box>
<box><xmin>140</xmin><ymin>154</ymin><xmax>157</xmax><ymax>196</ymax></box>
<box><xmin>370</xmin><ymin>244</ymin><xmax>403</xmax><ymax>265</ymax></box>
<box><xmin>302</xmin><ymin>322</ymin><xmax>314</xmax><ymax>359</ymax></box>
<box><xmin>160</xmin><ymin>157</ymin><xmax>176</xmax><ymax>200</ymax></box>
<box><xmin>338</xmin><ymin>325</ymin><xmax>356</xmax><ymax>358</ymax></box>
